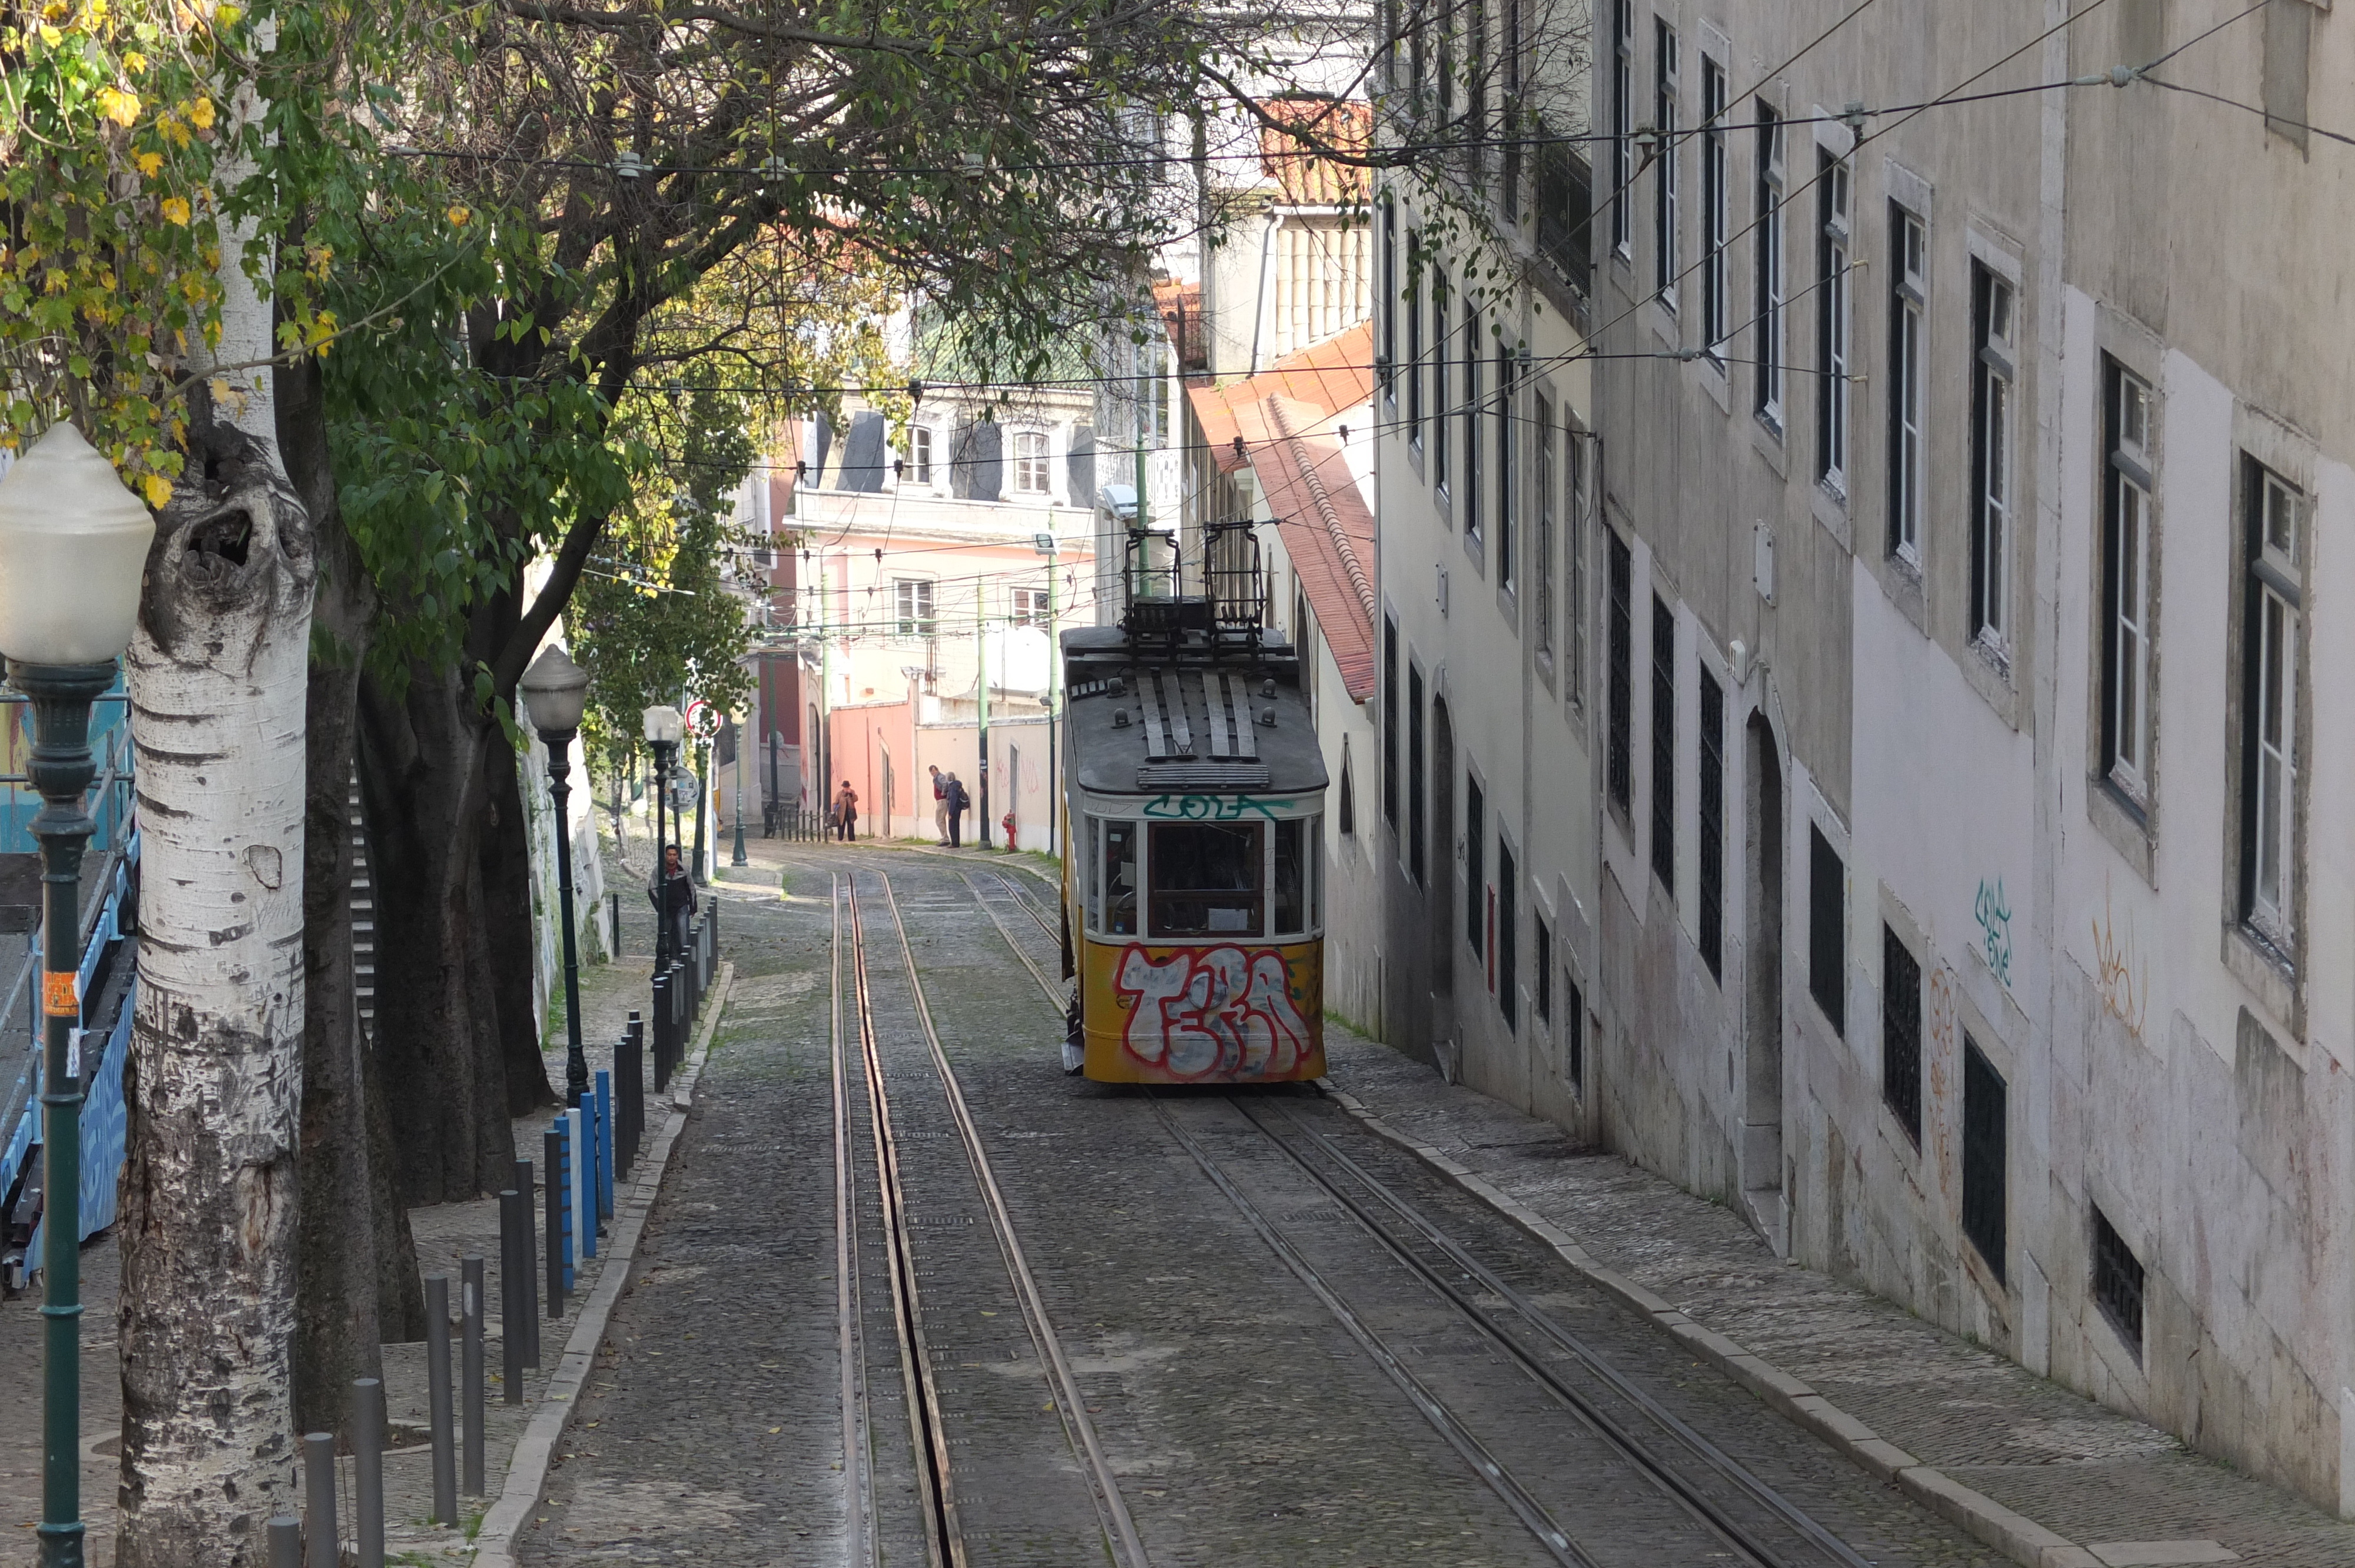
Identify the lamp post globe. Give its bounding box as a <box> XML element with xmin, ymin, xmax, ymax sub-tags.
<box><xmin>0</xmin><ymin>421</ymin><xmax>155</xmax><ymax>1568</ymax></box>
<box><xmin>520</xmin><ymin>645</ymin><xmax>593</xmax><ymax>1105</ymax></box>
<box><xmin>642</xmin><ymin>706</ymin><xmax>682</xmax><ymax>965</ymax></box>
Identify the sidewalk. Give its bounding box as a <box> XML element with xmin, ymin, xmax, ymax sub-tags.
<box><xmin>1319</xmin><ymin>1031</ymin><xmax>2355</xmax><ymax>1568</ymax></box>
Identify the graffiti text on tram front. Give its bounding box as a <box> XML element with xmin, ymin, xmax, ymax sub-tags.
<box><xmin>1141</xmin><ymin>793</ymin><xmax>1294</xmax><ymax>821</ymax></box>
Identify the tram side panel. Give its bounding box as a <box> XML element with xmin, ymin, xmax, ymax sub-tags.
<box><xmin>1080</xmin><ymin>935</ymin><xmax>1325</xmax><ymax>1083</ymax></box>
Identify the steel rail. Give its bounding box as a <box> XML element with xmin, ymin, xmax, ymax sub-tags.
<box><xmin>983</xmin><ymin>867</ymin><xmax>1059</xmax><ymax>941</ymax></box>
<box><xmin>878</xmin><ymin>872</ymin><xmax>1154</xmax><ymax>1568</ymax></box>
<box><xmin>828</xmin><ymin>877</ymin><xmax>878</xmax><ymax>1567</ymax></box>
<box><xmin>1272</xmin><ymin>1097</ymin><xmax>1875</xmax><ymax>1563</ymax></box>
<box><xmin>1147</xmin><ymin>1095</ymin><xmax>1593</xmax><ymax>1567</ymax></box>
<box><xmin>958</xmin><ymin>871</ymin><xmax>1062</xmax><ymax>1006</ymax></box>
<box><xmin>845</xmin><ymin>876</ymin><xmax>964</xmax><ymax>1568</ymax></box>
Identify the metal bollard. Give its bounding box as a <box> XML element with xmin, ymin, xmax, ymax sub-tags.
<box><xmin>609</xmin><ymin>889</ymin><xmax>622</xmax><ymax>958</ymax></box>
<box><xmin>499</xmin><ymin>1191</ymin><xmax>524</xmax><ymax>1404</ymax></box>
<box><xmin>268</xmin><ymin>1515</ymin><xmax>303</xmax><ymax>1568</ymax></box>
<box><xmin>624</xmin><ymin>1011</ymin><xmax>645</xmax><ymax>1169</ymax></box>
<box><xmin>513</xmin><ymin>1158</ymin><xmax>539</xmax><ymax>1366</ymax></box>
<box><xmin>302</xmin><ymin>1431</ymin><xmax>337</xmax><ymax>1568</ymax></box>
<box><xmin>462</xmin><ymin>1255</ymin><xmax>486</xmax><ymax>1494</ymax></box>
<box><xmin>651</xmin><ymin>973</ymin><xmax>672</xmax><ymax>1092</ymax></box>
<box><xmin>595</xmin><ymin>1070</ymin><xmax>615</xmax><ymax>1222</ymax></box>
<box><xmin>425</xmin><ymin>1274</ymin><xmax>458</xmax><ymax>1526</ymax></box>
<box><xmin>572</xmin><ymin>1105</ymin><xmax>596</xmax><ymax>1258</ymax></box>
<box><xmin>353</xmin><ymin>1376</ymin><xmax>386</xmax><ymax>1568</ymax></box>
<box><xmin>544</xmin><ymin>1128</ymin><xmax>566</xmax><ymax>1316</ymax></box>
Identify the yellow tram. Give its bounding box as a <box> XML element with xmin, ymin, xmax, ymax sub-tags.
<box><xmin>1059</xmin><ymin>523</ymin><xmax>1326</xmax><ymax>1084</ymax></box>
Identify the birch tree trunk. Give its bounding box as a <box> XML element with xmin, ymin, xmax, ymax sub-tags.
<box><xmin>115</xmin><ymin>167</ymin><xmax>317</xmax><ymax>1556</ymax></box>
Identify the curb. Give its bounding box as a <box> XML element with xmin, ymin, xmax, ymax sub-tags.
<box><xmin>472</xmin><ymin>961</ymin><xmax>737</xmax><ymax>1567</ymax></box>
<box><xmin>1318</xmin><ymin>1082</ymin><xmax>2098</xmax><ymax>1568</ymax></box>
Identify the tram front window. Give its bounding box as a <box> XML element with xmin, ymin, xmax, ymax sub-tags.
<box><xmin>1147</xmin><ymin>822</ymin><xmax>1263</xmax><ymax>937</ymax></box>
<box><xmin>1103</xmin><ymin>820</ymin><xmax>1138</xmax><ymax>935</ymax></box>
<box><xmin>1274</xmin><ymin>818</ymin><xmax>1304</xmax><ymax>935</ymax></box>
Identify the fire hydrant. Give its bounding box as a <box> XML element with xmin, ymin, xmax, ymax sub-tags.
<box><xmin>1001</xmin><ymin>810</ymin><xmax>1017</xmax><ymax>851</ymax></box>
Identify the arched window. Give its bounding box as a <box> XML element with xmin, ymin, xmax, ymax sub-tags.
<box><xmin>1339</xmin><ymin>751</ymin><xmax>1357</xmax><ymax>835</ymax></box>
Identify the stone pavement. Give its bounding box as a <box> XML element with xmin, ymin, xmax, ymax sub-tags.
<box><xmin>1317</xmin><ymin>1029</ymin><xmax>2355</xmax><ymax>1568</ymax></box>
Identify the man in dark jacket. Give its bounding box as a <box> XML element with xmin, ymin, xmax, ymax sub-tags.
<box><xmin>944</xmin><ymin>772</ymin><xmax>968</xmax><ymax>848</ymax></box>
<box><xmin>652</xmin><ymin>843</ymin><xmax>696</xmax><ymax>960</ymax></box>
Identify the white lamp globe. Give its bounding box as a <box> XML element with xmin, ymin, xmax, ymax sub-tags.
<box><xmin>642</xmin><ymin>705</ymin><xmax>684</xmax><ymax>745</ymax></box>
<box><xmin>0</xmin><ymin>424</ymin><xmax>156</xmax><ymax>666</ymax></box>
<box><xmin>519</xmin><ymin>644</ymin><xmax>591</xmax><ymax>736</ymax></box>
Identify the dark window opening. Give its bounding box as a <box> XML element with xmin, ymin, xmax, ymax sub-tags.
<box><xmin>1466</xmin><ymin>776</ymin><xmax>1485</xmax><ymax>956</ymax></box>
<box><xmin>1962</xmin><ymin>1039</ymin><xmax>2007</xmax><ymax>1281</ymax></box>
<box><xmin>1697</xmin><ymin>669</ymin><xmax>1723</xmax><ymax>977</ymax></box>
<box><xmin>1881</xmin><ymin>925</ymin><xmax>1922</xmax><ymax>1144</ymax></box>
<box><xmin>1498</xmin><ymin>842</ymin><xmax>1518</xmax><ymax>1031</ymax></box>
<box><xmin>1650</xmin><ymin>595</ymin><xmax>1676</xmax><ymax>891</ymax></box>
<box><xmin>1273</xmin><ymin>818</ymin><xmax>1306</xmax><ymax>935</ymax></box>
<box><xmin>1409</xmin><ymin>664</ymin><xmax>1428</xmax><ymax>885</ymax></box>
<box><xmin>1339</xmin><ymin>756</ymin><xmax>1357</xmax><ymax>836</ymax></box>
<box><xmin>1495</xmin><ymin>345</ymin><xmax>1515</xmax><ymax>590</ymax></box>
<box><xmin>1566</xmin><ymin>979</ymin><xmax>1586</xmax><ymax>1089</ymax></box>
<box><xmin>1147</xmin><ymin>822</ymin><xmax>1263</xmax><ymax>938</ymax></box>
<box><xmin>1607</xmin><ymin>533</ymin><xmax>1633</xmax><ymax>812</ymax></box>
<box><xmin>1104</xmin><ymin>820</ymin><xmax>1138</xmax><ymax>936</ymax></box>
<box><xmin>1808</xmin><ymin>825</ymin><xmax>1845</xmax><ymax>1035</ymax></box>
<box><xmin>1535</xmin><ymin>916</ymin><xmax>1552</xmax><ymax>1024</ymax></box>
<box><xmin>2092</xmin><ymin>1207</ymin><xmax>2145</xmax><ymax>1357</ymax></box>
<box><xmin>1462</xmin><ymin>303</ymin><xmax>1483</xmax><ymax>540</ymax></box>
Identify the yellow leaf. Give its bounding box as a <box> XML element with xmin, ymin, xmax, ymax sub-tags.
<box><xmin>134</xmin><ymin>151</ymin><xmax>162</xmax><ymax>177</ymax></box>
<box><xmin>38</xmin><ymin>22</ymin><xmax>62</xmax><ymax>45</ymax></box>
<box><xmin>138</xmin><ymin>473</ymin><xmax>171</xmax><ymax>509</ymax></box>
<box><xmin>214</xmin><ymin>2</ymin><xmax>241</xmax><ymax>22</ymax></box>
<box><xmin>186</xmin><ymin>96</ymin><xmax>215</xmax><ymax>131</ymax></box>
<box><xmin>160</xmin><ymin>195</ymin><xmax>191</xmax><ymax>225</ymax></box>
<box><xmin>122</xmin><ymin>49</ymin><xmax>146</xmax><ymax>74</ymax></box>
<box><xmin>446</xmin><ymin>205</ymin><xmax>472</xmax><ymax>227</ymax></box>
<box><xmin>98</xmin><ymin>87</ymin><xmax>141</xmax><ymax>127</ymax></box>
<box><xmin>161</xmin><ymin>117</ymin><xmax>190</xmax><ymax>148</ymax></box>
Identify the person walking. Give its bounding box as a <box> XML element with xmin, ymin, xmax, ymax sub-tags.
<box><xmin>943</xmin><ymin>771</ymin><xmax>968</xmax><ymax>849</ymax></box>
<box><xmin>930</xmin><ymin>763</ymin><xmax>948</xmax><ymax>845</ymax></box>
<box><xmin>651</xmin><ymin>843</ymin><xmax>696</xmax><ymax>960</ymax></box>
<box><xmin>832</xmin><ymin>779</ymin><xmax>858</xmax><ymax>842</ymax></box>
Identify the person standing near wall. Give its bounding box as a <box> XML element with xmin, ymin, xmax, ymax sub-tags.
<box><xmin>944</xmin><ymin>772</ymin><xmax>968</xmax><ymax>849</ymax></box>
<box><xmin>833</xmin><ymin>779</ymin><xmax>858</xmax><ymax>842</ymax></box>
<box><xmin>930</xmin><ymin>763</ymin><xmax>948</xmax><ymax>845</ymax></box>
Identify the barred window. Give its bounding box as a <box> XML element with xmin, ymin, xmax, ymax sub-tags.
<box><xmin>1881</xmin><ymin>926</ymin><xmax>1922</xmax><ymax>1144</ymax></box>
<box><xmin>2092</xmin><ymin>1207</ymin><xmax>2145</xmax><ymax>1358</ymax></box>
<box><xmin>1697</xmin><ymin>667</ymin><xmax>1723</xmax><ymax>978</ymax></box>
<box><xmin>1962</xmin><ymin>1041</ymin><xmax>2007</xmax><ymax>1280</ymax></box>
<box><xmin>1650</xmin><ymin>596</ymin><xmax>1674</xmax><ymax>891</ymax></box>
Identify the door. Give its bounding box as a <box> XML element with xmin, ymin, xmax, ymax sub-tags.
<box><xmin>1744</xmin><ymin>713</ymin><xmax>1785</xmax><ymax>1202</ymax></box>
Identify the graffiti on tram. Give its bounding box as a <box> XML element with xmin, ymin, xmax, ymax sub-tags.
<box><xmin>1100</xmin><ymin>942</ymin><xmax>1320</xmax><ymax>1080</ymax></box>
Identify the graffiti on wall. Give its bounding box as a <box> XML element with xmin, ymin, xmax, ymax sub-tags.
<box><xmin>1973</xmin><ymin>878</ymin><xmax>2013</xmax><ymax>988</ymax></box>
<box><xmin>1113</xmin><ymin>944</ymin><xmax>1314</xmax><ymax>1079</ymax></box>
<box><xmin>2091</xmin><ymin>881</ymin><xmax>2147</xmax><ymax>1039</ymax></box>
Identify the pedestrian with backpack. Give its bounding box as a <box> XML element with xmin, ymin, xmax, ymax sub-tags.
<box><xmin>944</xmin><ymin>772</ymin><xmax>969</xmax><ymax>848</ymax></box>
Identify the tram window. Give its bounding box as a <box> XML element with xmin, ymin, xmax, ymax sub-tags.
<box><xmin>1147</xmin><ymin>822</ymin><xmax>1263</xmax><ymax>937</ymax></box>
<box><xmin>1274</xmin><ymin>819</ymin><xmax>1305</xmax><ymax>935</ymax></box>
<box><xmin>1309</xmin><ymin>814</ymin><xmax>1323</xmax><ymax>931</ymax></box>
<box><xmin>1103</xmin><ymin>820</ymin><xmax>1138</xmax><ymax>936</ymax></box>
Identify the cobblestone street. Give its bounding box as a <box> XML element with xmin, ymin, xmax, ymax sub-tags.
<box><xmin>515</xmin><ymin>846</ymin><xmax>2017</xmax><ymax>1566</ymax></box>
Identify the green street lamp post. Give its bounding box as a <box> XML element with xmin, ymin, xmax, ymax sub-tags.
<box><xmin>730</xmin><ymin>709</ymin><xmax>748</xmax><ymax>868</ymax></box>
<box><xmin>642</xmin><ymin>706</ymin><xmax>683</xmax><ymax>966</ymax></box>
<box><xmin>520</xmin><ymin>646</ymin><xmax>592</xmax><ymax>1107</ymax></box>
<box><xmin>0</xmin><ymin>423</ymin><xmax>158</xmax><ymax>1568</ymax></box>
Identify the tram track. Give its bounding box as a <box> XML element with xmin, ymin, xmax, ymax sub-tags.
<box><xmin>836</xmin><ymin>868</ymin><xmax>1150</xmax><ymax>1568</ymax></box>
<box><xmin>958</xmin><ymin>867</ymin><xmax>1886</xmax><ymax>1568</ymax></box>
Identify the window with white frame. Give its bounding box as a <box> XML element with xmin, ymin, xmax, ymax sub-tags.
<box><xmin>1011</xmin><ymin>586</ymin><xmax>1049</xmax><ymax>626</ymax></box>
<box><xmin>1753</xmin><ymin>100</ymin><xmax>1785</xmax><ymax>429</ymax></box>
<box><xmin>1653</xmin><ymin>21</ymin><xmax>1679</xmax><ymax>310</ymax></box>
<box><xmin>1381</xmin><ymin>197</ymin><xmax>1398</xmax><ymax>404</ymax></box>
<box><xmin>1970</xmin><ymin>264</ymin><xmax>2016</xmax><ymax>652</ymax></box>
<box><xmin>1566</xmin><ymin>415</ymin><xmax>1587</xmax><ymax>712</ymax></box>
<box><xmin>894</xmin><ymin>577</ymin><xmax>936</xmax><ymax>636</ymax></box>
<box><xmin>1534</xmin><ymin>393</ymin><xmax>1554</xmax><ymax>655</ymax></box>
<box><xmin>1611</xmin><ymin>0</ymin><xmax>1633</xmax><ymax>258</ymax></box>
<box><xmin>1014</xmin><ymin>431</ymin><xmax>1050</xmax><ymax>494</ymax></box>
<box><xmin>1888</xmin><ymin>205</ymin><xmax>1926</xmax><ymax>562</ymax></box>
<box><xmin>1462</xmin><ymin>293</ymin><xmax>1482</xmax><ymax>542</ymax></box>
<box><xmin>2101</xmin><ymin>361</ymin><xmax>2155</xmax><ymax>808</ymax></box>
<box><xmin>1701</xmin><ymin>58</ymin><xmax>1728</xmax><ymax>357</ymax></box>
<box><xmin>1816</xmin><ymin>151</ymin><xmax>1851</xmax><ymax>493</ymax></box>
<box><xmin>910</xmin><ymin>425</ymin><xmax>935</xmax><ymax>485</ymax></box>
<box><xmin>1408</xmin><ymin>226</ymin><xmax>1425</xmax><ymax>450</ymax></box>
<box><xmin>2241</xmin><ymin>458</ymin><xmax>2302</xmax><ymax>950</ymax></box>
<box><xmin>1432</xmin><ymin>270</ymin><xmax>1450</xmax><ymax>496</ymax></box>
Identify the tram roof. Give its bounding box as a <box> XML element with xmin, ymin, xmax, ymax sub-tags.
<box><xmin>1060</xmin><ymin>626</ymin><xmax>1328</xmax><ymax>798</ymax></box>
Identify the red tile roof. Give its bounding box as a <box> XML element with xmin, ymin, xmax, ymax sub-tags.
<box><xmin>1259</xmin><ymin>99</ymin><xmax>1372</xmax><ymax>207</ymax></box>
<box><xmin>1186</xmin><ymin>320</ymin><xmax>1376</xmax><ymax>475</ymax></box>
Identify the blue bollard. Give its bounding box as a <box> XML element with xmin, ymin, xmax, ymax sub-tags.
<box><xmin>595</xmin><ymin>1070</ymin><xmax>615</xmax><ymax>1224</ymax></box>
<box><xmin>555</xmin><ymin>1117</ymin><xmax>575</xmax><ymax>1292</ymax></box>
<box><xmin>574</xmin><ymin>1105</ymin><xmax>596</xmax><ymax>1261</ymax></box>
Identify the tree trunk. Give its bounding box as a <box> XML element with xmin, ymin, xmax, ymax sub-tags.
<box><xmin>115</xmin><ymin>392</ymin><xmax>316</xmax><ymax>1563</ymax></box>
<box><xmin>357</xmin><ymin>666</ymin><xmax>529</xmax><ymax>1204</ymax></box>
<box><xmin>276</xmin><ymin>354</ymin><xmax>423</xmax><ymax>1434</ymax></box>
<box><xmin>482</xmin><ymin>732</ymin><xmax>559</xmax><ymax>1113</ymax></box>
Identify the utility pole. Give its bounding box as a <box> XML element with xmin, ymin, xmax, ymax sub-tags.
<box><xmin>976</xmin><ymin>580</ymin><xmax>991</xmax><ymax>848</ymax></box>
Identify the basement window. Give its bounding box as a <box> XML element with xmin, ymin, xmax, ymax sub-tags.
<box><xmin>1962</xmin><ymin>1039</ymin><xmax>2008</xmax><ymax>1282</ymax></box>
<box><xmin>2092</xmin><ymin>1207</ymin><xmax>2145</xmax><ymax>1358</ymax></box>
